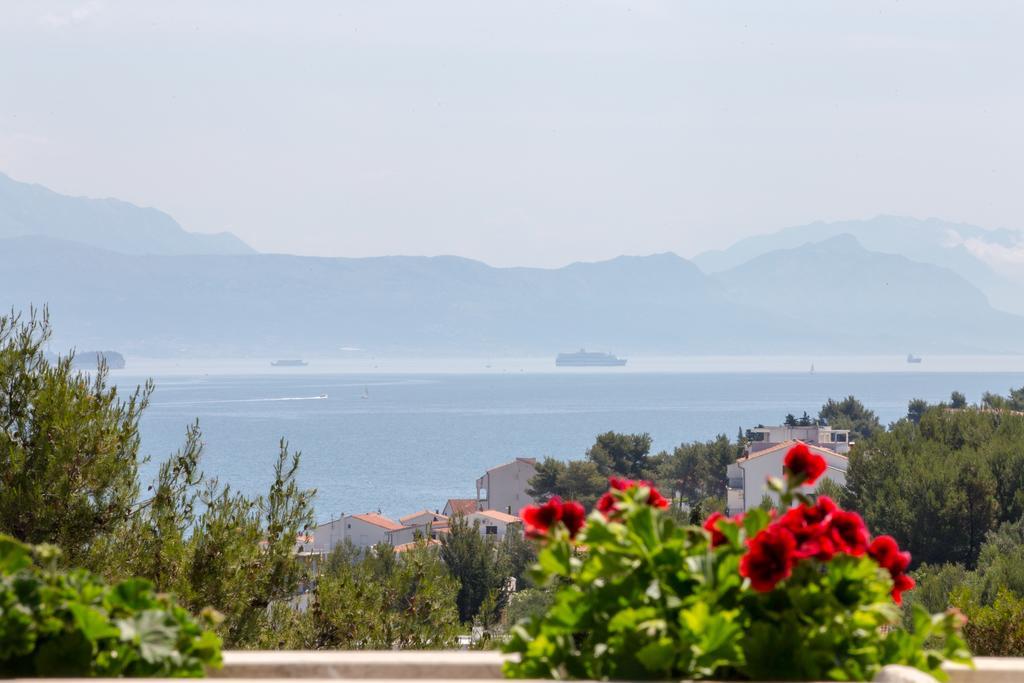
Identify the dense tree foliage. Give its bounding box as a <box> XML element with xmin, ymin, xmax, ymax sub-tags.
<box><xmin>440</xmin><ymin>515</ymin><xmax>510</xmax><ymax>623</ymax></box>
<box><xmin>844</xmin><ymin>403</ymin><xmax>1024</xmax><ymax>568</ymax></box>
<box><xmin>819</xmin><ymin>395</ymin><xmax>881</xmax><ymax>441</ymax></box>
<box><xmin>263</xmin><ymin>540</ymin><xmax>461</xmax><ymax>649</ymax></box>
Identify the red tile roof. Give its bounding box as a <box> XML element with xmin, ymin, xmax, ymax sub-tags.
<box><xmin>445</xmin><ymin>499</ymin><xmax>479</xmax><ymax>516</ymax></box>
<box><xmin>737</xmin><ymin>439</ymin><xmax>846</xmax><ymax>463</ymax></box>
<box><xmin>394</xmin><ymin>539</ymin><xmax>441</xmax><ymax>553</ymax></box>
<box><xmin>473</xmin><ymin>509</ymin><xmax>521</xmax><ymax>524</ymax></box>
<box><xmin>399</xmin><ymin>510</ymin><xmax>449</xmax><ymax>524</ymax></box>
<box><xmin>351</xmin><ymin>512</ymin><xmax>405</xmax><ymax>531</ymax></box>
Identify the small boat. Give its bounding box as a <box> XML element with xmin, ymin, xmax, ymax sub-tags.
<box><xmin>318</xmin><ymin>393</ymin><xmax>328</xmax><ymax>399</ymax></box>
<box><xmin>271</xmin><ymin>359</ymin><xmax>308</xmax><ymax>367</ymax></box>
<box><xmin>555</xmin><ymin>349</ymin><xmax>627</xmax><ymax>367</ymax></box>
<box><xmin>906</xmin><ymin>354</ymin><xmax>923</xmax><ymax>364</ymax></box>
<box><xmin>810</xmin><ymin>363</ymin><xmax>815</xmax><ymax>374</ymax></box>
<box><xmin>361</xmin><ymin>386</ymin><xmax>370</xmax><ymax>399</ymax></box>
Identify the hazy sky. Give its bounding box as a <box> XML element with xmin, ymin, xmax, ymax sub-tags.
<box><xmin>1</xmin><ymin>1</ymin><xmax>1022</xmax><ymax>267</ymax></box>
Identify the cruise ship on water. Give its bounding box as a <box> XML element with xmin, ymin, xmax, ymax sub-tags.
<box><xmin>555</xmin><ymin>349</ymin><xmax>627</xmax><ymax>367</ymax></box>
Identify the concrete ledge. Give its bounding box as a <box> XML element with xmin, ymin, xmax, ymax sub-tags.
<box><xmin>214</xmin><ymin>650</ymin><xmax>509</xmax><ymax>679</ymax></box>
<box><xmin>7</xmin><ymin>654</ymin><xmax>1021</xmax><ymax>681</ymax></box>
<box><xmin>947</xmin><ymin>658</ymin><xmax>1024</xmax><ymax>683</ymax></box>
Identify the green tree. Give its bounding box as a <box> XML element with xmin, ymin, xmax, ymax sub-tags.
<box><xmin>0</xmin><ymin>309</ymin><xmax>148</xmax><ymax>566</ymax></box>
<box><xmin>288</xmin><ymin>540</ymin><xmax>460</xmax><ymax>649</ymax></box>
<box><xmin>950</xmin><ymin>391</ymin><xmax>968</xmax><ymax>409</ymax></box>
<box><xmin>440</xmin><ymin>515</ymin><xmax>508</xmax><ymax>623</ymax></box>
<box><xmin>907</xmin><ymin>398</ymin><xmax>930</xmax><ymax>425</ymax></box>
<box><xmin>527</xmin><ymin>458</ymin><xmax>606</xmax><ymax>508</ymax></box>
<box><xmin>586</xmin><ymin>431</ymin><xmax>652</xmax><ymax>480</ymax></box>
<box><xmin>819</xmin><ymin>396</ymin><xmax>881</xmax><ymax>441</ymax></box>
<box><xmin>652</xmin><ymin>435</ymin><xmax>736</xmax><ymax>505</ymax></box>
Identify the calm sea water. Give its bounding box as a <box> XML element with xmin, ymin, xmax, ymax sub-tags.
<box><xmin>111</xmin><ymin>363</ymin><xmax>1024</xmax><ymax>520</ymax></box>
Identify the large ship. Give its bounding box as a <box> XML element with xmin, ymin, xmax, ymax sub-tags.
<box><xmin>271</xmin><ymin>359</ymin><xmax>308</xmax><ymax>367</ymax></box>
<box><xmin>555</xmin><ymin>349</ymin><xmax>627</xmax><ymax>367</ymax></box>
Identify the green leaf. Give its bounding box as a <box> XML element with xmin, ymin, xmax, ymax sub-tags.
<box><xmin>636</xmin><ymin>637</ymin><xmax>675</xmax><ymax>672</ymax></box>
<box><xmin>0</xmin><ymin>535</ymin><xmax>33</xmax><ymax>574</ymax></box>
<box><xmin>69</xmin><ymin>603</ymin><xmax>119</xmax><ymax>642</ymax></box>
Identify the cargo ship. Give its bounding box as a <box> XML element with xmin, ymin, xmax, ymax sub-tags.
<box><xmin>271</xmin><ymin>359</ymin><xmax>308</xmax><ymax>367</ymax></box>
<box><xmin>555</xmin><ymin>349</ymin><xmax>627</xmax><ymax>367</ymax></box>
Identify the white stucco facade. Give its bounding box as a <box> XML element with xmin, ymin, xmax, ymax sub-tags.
<box><xmin>475</xmin><ymin>457</ymin><xmax>537</xmax><ymax>516</ymax></box>
<box><xmin>312</xmin><ymin>512</ymin><xmax>406</xmax><ymax>552</ymax></box>
<box><xmin>726</xmin><ymin>440</ymin><xmax>848</xmax><ymax>516</ymax></box>
<box><xmin>466</xmin><ymin>510</ymin><xmax>521</xmax><ymax>540</ymax></box>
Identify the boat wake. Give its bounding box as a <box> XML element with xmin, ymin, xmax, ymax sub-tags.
<box><xmin>153</xmin><ymin>395</ymin><xmax>328</xmax><ymax>407</ymax></box>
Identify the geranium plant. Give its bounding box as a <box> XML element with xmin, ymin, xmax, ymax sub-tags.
<box><xmin>505</xmin><ymin>444</ymin><xmax>970</xmax><ymax>681</ymax></box>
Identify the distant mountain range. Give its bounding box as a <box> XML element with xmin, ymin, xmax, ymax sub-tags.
<box><xmin>0</xmin><ymin>174</ymin><xmax>1022</xmax><ymax>356</ymax></box>
<box><xmin>0</xmin><ymin>172</ymin><xmax>253</xmax><ymax>255</ymax></box>
<box><xmin>694</xmin><ymin>215</ymin><xmax>1024</xmax><ymax>316</ymax></box>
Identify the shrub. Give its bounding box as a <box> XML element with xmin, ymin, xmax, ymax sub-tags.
<box><xmin>505</xmin><ymin>445</ymin><xmax>970</xmax><ymax>681</ymax></box>
<box><xmin>0</xmin><ymin>535</ymin><xmax>221</xmax><ymax>677</ymax></box>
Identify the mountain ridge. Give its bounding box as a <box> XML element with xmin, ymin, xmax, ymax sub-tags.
<box><xmin>0</xmin><ymin>172</ymin><xmax>254</xmax><ymax>256</ymax></box>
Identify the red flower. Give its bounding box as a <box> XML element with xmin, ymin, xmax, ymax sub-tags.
<box><xmin>646</xmin><ymin>485</ymin><xmax>670</xmax><ymax>509</ymax></box>
<box><xmin>521</xmin><ymin>497</ymin><xmax>563</xmax><ymax>538</ymax></box>
<box><xmin>783</xmin><ymin>442</ymin><xmax>827</xmax><ymax>485</ymax></box>
<box><xmin>522</xmin><ymin>497</ymin><xmax>588</xmax><ymax>539</ymax></box>
<box><xmin>868</xmin><ymin>535</ymin><xmax>910</xmax><ymax>573</ymax></box>
<box><xmin>598</xmin><ymin>477</ymin><xmax>670</xmax><ymax>517</ymax></box>
<box><xmin>608</xmin><ymin>476</ymin><xmax>635</xmax><ymax>491</ymax></box>
<box><xmin>703</xmin><ymin>512</ymin><xmax>728</xmax><ymax>547</ymax></box>
<box><xmin>559</xmin><ymin>500</ymin><xmax>586</xmax><ymax>539</ymax></box>
<box><xmin>869</xmin><ymin>535</ymin><xmax>915</xmax><ymax>603</ymax></box>
<box><xmin>891</xmin><ymin>573</ymin><xmax>916</xmax><ymax>605</ymax></box>
<box><xmin>740</xmin><ymin>524</ymin><xmax>797</xmax><ymax>592</ymax></box>
<box><xmin>828</xmin><ymin>510</ymin><xmax>870</xmax><ymax>557</ymax></box>
<box><xmin>778</xmin><ymin>498</ymin><xmax>836</xmax><ymax>560</ymax></box>
<box><xmin>596</xmin><ymin>492</ymin><xmax>617</xmax><ymax>517</ymax></box>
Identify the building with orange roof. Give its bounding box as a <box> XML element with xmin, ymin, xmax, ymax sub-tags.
<box><xmin>443</xmin><ymin>498</ymin><xmax>479</xmax><ymax>517</ymax></box>
<box><xmin>467</xmin><ymin>509</ymin><xmax>523</xmax><ymax>540</ymax></box>
<box><xmin>312</xmin><ymin>511</ymin><xmax>406</xmax><ymax>552</ymax></box>
<box><xmin>726</xmin><ymin>439</ymin><xmax>848</xmax><ymax>516</ymax></box>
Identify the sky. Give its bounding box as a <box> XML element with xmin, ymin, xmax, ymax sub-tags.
<box><xmin>1</xmin><ymin>1</ymin><xmax>1022</xmax><ymax>268</ymax></box>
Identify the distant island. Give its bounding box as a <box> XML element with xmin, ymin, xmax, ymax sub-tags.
<box><xmin>72</xmin><ymin>351</ymin><xmax>126</xmax><ymax>370</ymax></box>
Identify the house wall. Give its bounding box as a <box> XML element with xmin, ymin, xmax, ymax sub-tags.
<box><xmin>477</xmin><ymin>459</ymin><xmax>537</xmax><ymax>515</ymax></box>
<box><xmin>733</xmin><ymin>450</ymin><xmax>848</xmax><ymax>513</ymax></box>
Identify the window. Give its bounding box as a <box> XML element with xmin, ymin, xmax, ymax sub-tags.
<box><xmin>485</xmin><ymin>525</ymin><xmax>498</xmax><ymax>535</ymax></box>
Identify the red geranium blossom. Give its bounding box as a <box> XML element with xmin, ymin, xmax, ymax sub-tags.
<box><xmin>869</xmin><ymin>535</ymin><xmax>915</xmax><ymax>603</ymax></box>
<box><xmin>598</xmin><ymin>477</ymin><xmax>670</xmax><ymax>517</ymax></box>
<box><xmin>828</xmin><ymin>510</ymin><xmax>870</xmax><ymax>557</ymax></box>
<box><xmin>521</xmin><ymin>497</ymin><xmax>564</xmax><ymax>538</ymax></box>
<box><xmin>522</xmin><ymin>497</ymin><xmax>587</xmax><ymax>539</ymax></box>
<box><xmin>777</xmin><ymin>497</ymin><xmax>836</xmax><ymax>560</ymax></box>
<box><xmin>740</xmin><ymin>524</ymin><xmax>797</xmax><ymax>592</ymax></box>
<box><xmin>703</xmin><ymin>512</ymin><xmax>728</xmax><ymax>547</ymax></box>
<box><xmin>596</xmin><ymin>492</ymin><xmax>617</xmax><ymax>517</ymax></box>
<box><xmin>559</xmin><ymin>500</ymin><xmax>587</xmax><ymax>538</ymax></box>
<box><xmin>783</xmin><ymin>442</ymin><xmax>827</xmax><ymax>485</ymax></box>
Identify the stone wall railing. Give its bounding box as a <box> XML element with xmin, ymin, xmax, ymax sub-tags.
<box><xmin>8</xmin><ymin>652</ymin><xmax>1023</xmax><ymax>682</ymax></box>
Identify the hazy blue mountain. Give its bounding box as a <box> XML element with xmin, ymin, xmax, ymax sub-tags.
<box><xmin>714</xmin><ymin>234</ymin><xmax>1024</xmax><ymax>353</ymax></box>
<box><xmin>694</xmin><ymin>215</ymin><xmax>1023</xmax><ymax>314</ymax></box>
<box><xmin>2</xmin><ymin>234</ymin><xmax>1022</xmax><ymax>357</ymax></box>
<box><xmin>0</xmin><ymin>172</ymin><xmax>254</xmax><ymax>255</ymax></box>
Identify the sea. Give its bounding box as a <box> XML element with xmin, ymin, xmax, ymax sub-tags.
<box><xmin>110</xmin><ymin>355</ymin><xmax>1024</xmax><ymax>521</ymax></box>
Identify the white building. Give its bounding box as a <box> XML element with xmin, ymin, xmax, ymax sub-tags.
<box><xmin>746</xmin><ymin>425</ymin><xmax>851</xmax><ymax>455</ymax></box>
<box><xmin>312</xmin><ymin>512</ymin><xmax>406</xmax><ymax>552</ymax></box>
<box><xmin>726</xmin><ymin>440</ymin><xmax>849</xmax><ymax>516</ymax></box>
<box><xmin>466</xmin><ymin>509</ymin><xmax>522</xmax><ymax>540</ymax></box>
<box><xmin>392</xmin><ymin>510</ymin><xmax>450</xmax><ymax>546</ymax></box>
<box><xmin>475</xmin><ymin>457</ymin><xmax>537</xmax><ymax>515</ymax></box>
